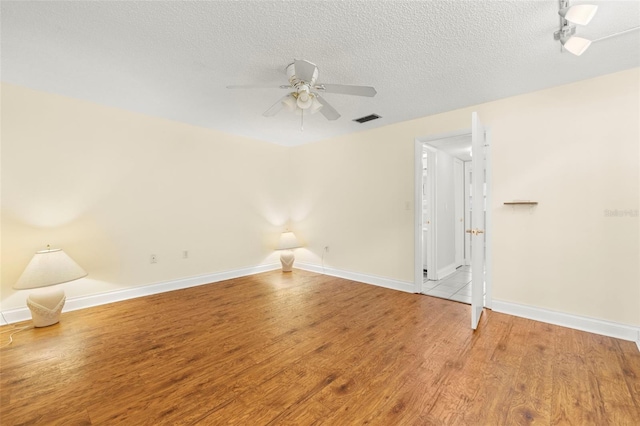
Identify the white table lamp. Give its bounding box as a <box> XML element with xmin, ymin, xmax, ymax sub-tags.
<box><xmin>13</xmin><ymin>246</ymin><xmax>87</xmax><ymax>327</ymax></box>
<box><xmin>277</xmin><ymin>231</ymin><xmax>300</xmax><ymax>272</ymax></box>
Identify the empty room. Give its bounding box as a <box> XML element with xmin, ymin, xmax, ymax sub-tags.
<box><xmin>1</xmin><ymin>1</ymin><xmax>639</xmax><ymax>424</ymax></box>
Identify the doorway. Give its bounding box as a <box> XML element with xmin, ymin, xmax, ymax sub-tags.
<box><xmin>413</xmin><ymin>118</ymin><xmax>492</xmax><ymax>325</ymax></box>
<box><xmin>419</xmin><ymin>135</ymin><xmax>472</xmax><ymax>303</ymax></box>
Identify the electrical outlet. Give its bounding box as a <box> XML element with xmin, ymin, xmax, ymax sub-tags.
<box><xmin>182</xmin><ymin>250</ymin><xmax>189</xmax><ymax>259</ymax></box>
<box><xmin>150</xmin><ymin>254</ymin><xmax>157</xmax><ymax>264</ymax></box>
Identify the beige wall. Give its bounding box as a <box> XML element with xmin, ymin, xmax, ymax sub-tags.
<box><xmin>291</xmin><ymin>68</ymin><xmax>640</xmax><ymax>327</ymax></box>
<box><xmin>2</xmin><ymin>68</ymin><xmax>639</xmax><ymax>327</ymax></box>
<box><xmin>488</xmin><ymin>70</ymin><xmax>639</xmax><ymax>326</ymax></box>
<box><xmin>1</xmin><ymin>84</ymin><xmax>289</xmax><ymax>310</ymax></box>
<box><xmin>288</xmin><ymin>123</ymin><xmax>416</xmax><ymax>280</ymax></box>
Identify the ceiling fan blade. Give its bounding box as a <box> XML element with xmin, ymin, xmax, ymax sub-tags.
<box><xmin>316</xmin><ymin>83</ymin><xmax>377</xmax><ymax>97</ymax></box>
<box><xmin>227</xmin><ymin>84</ymin><xmax>290</xmax><ymax>89</ymax></box>
<box><xmin>294</xmin><ymin>59</ymin><xmax>317</xmax><ymax>83</ymax></box>
<box><xmin>315</xmin><ymin>95</ymin><xmax>341</xmax><ymax>121</ymax></box>
<box><xmin>263</xmin><ymin>94</ymin><xmax>293</xmax><ymax>117</ymax></box>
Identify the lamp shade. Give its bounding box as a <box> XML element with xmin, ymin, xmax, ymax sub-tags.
<box><xmin>282</xmin><ymin>94</ymin><xmax>297</xmax><ymax>111</ymax></box>
<box><xmin>559</xmin><ymin>5</ymin><xmax>598</xmax><ymax>26</ymax></box>
<box><xmin>563</xmin><ymin>36</ymin><xmax>592</xmax><ymax>56</ymax></box>
<box><xmin>309</xmin><ymin>96</ymin><xmax>323</xmax><ymax>114</ymax></box>
<box><xmin>14</xmin><ymin>248</ymin><xmax>87</xmax><ymax>290</ymax></box>
<box><xmin>277</xmin><ymin>232</ymin><xmax>300</xmax><ymax>250</ymax></box>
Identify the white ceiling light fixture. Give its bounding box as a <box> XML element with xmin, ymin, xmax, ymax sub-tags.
<box><xmin>281</xmin><ymin>91</ymin><xmax>322</xmax><ymax>114</ymax></box>
<box><xmin>562</xmin><ymin>36</ymin><xmax>592</xmax><ymax>56</ymax></box>
<box><xmin>296</xmin><ymin>86</ymin><xmax>313</xmax><ymax>109</ymax></box>
<box><xmin>554</xmin><ymin>0</ymin><xmax>597</xmax><ymax>56</ymax></box>
<box><xmin>280</xmin><ymin>85</ymin><xmax>324</xmax><ymax>131</ymax></box>
<box><xmin>308</xmin><ymin>96</ymin><xmax>323</xmax><ymax>115</ymax></box>
<box><xmin>559</xmin><ymin>3</ymin><xmax>598</xmax><ymax>26</ymax></box>
<box><xmin>281</xmin><ymin>94</ymin><xmax>297</xmax><ymax>112</ymax></box>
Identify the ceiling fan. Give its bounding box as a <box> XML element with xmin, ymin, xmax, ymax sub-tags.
<box><xmin>227</xmin><ymin>59</ymin><xmax>377</xmax><ymax>124</ymax></box>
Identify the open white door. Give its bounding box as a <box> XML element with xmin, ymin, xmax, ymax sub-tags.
<box><xmin>470</xmin><ymin>112</ymin><xmax>486</xmax><ymax>329</ymax></box>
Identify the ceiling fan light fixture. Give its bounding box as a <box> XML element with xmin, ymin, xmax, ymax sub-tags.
<box><xmin>562</xmin><ymin>36</ymin><xmax>592</xmax><ymax>56</ymax></box>
<box><xmin>296</xmin><ymin>87</ymin><xmax>313</xmax><ymax>109</ymax></box>
<box><xmin>282</xmin><ymin>94</ymin><xmax>297</xmax><ymax>112</ymax></box>
<box><xmin>309</xmin><ymin>96</ymin><xmax>323</xmax><ymax>115</ymax></box>
<box><xmin>559</xmin><ymin>4</ymin><xmax>598</xmax><ymax>26</ymax></box>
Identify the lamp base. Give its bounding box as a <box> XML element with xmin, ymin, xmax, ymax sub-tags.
<box><xmin>280</xmin><ymin>250</ymin><xmax>295</xmax><ymax>272</ymax></box>
<box><xmin>26</xmin><ymin>288</ymin><xmax>66</xmax><ymax>327</ymax></box>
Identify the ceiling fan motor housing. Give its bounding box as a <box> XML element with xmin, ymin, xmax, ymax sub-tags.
<box><xmin>286</xmin><ymin>61</ymin><xmax>319</xmax><ymax>88</ymax></box>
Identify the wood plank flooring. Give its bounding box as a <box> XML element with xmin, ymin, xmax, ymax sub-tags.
<box><xmin>1</xmin><ymin>270</ymin><xmax>639</xmax><ymax>425</ymax></box>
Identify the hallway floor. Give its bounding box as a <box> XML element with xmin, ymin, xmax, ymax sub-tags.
<box><xmin>422</xmin><ymin>265</ymin><xmax>471</xmax><ymax>304</ymax></box>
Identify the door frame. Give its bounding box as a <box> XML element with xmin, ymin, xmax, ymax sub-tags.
<box><xmin>413</xmin><ymin>129</ymin><xmax>492</xmax><ymax>310</ymax></box>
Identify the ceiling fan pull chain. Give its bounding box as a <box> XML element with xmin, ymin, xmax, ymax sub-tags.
<box><xmin>301</xmin><ymin>108</ymin><xmax>304</xmax><ymax>131</ymax></box>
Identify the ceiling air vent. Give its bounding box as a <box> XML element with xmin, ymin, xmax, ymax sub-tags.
<box><xmin>353</xmin><ymin>114</ymin><xmax>381</xmax><ymax>124</ymax></box>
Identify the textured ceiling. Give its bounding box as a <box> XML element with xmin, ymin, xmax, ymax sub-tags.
<box><xmin>2</xmin><ymin>1</ymin><xmax>639</xmax><ymax>146</ymax></box>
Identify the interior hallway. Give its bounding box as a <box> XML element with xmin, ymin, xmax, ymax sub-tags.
<box><xmin>423</xmin><ymin>265</ymin><xmax>472</xmax><ymax>304</ymax></box>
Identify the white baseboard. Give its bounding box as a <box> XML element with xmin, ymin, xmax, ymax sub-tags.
<box><xmin>1</xmin><ymin>263</ymin><xmax>280</xmax><ymax>325</ymax></box>
<box><xmin>437</xmin><ymin>263</ymin><xmax>457</xmax><ymax>280</ymax></box>
<box><xmin>295</xmin><ymin>262</ymin><xmax>414</xmax><ymax>293</ymax></box>
<box><xmin>4</xmin><ymin>264</ymin><xmax>636</xmax><ymax>354</ymax></box>
<box><xmin>493</xmin><ymin>299</ymin><xmax>640</xmax><ymax>344</ymax></box>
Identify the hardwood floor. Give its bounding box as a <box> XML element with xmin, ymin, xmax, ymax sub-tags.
<box><xmin>1</xmin><ymin>270</ymin><xmax>639</xmax><ymax>425</ymax></box>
